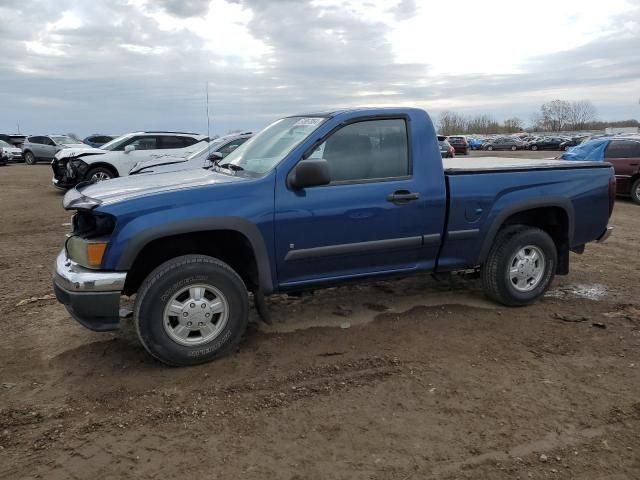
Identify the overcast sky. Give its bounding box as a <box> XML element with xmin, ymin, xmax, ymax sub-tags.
<box><xmin>1</xmin><ymin>0</ymin><xmax>639</xmax><ymax>136</ymax></box>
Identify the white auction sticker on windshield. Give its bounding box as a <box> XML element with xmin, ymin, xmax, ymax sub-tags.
<box><xmin>293</xmin><ymin>117</ymin><xmax>323</xmax><ymax>127</ymax></box>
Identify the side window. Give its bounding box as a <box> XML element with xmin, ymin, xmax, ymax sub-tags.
<box><xmin>182</xmin><ymin>137</ymin><xmax>199</xmax><ymax>147</ymax></box>
<box><xmin>218</xmin><ymin>137</ymin><xmax>248</xmax><ymax>157</ymax></box>
<box><xmin>159</xmin><ymin>136</ymin><xmax>187</xmax><ymax>149</ymax></box>
<box><xmin>308</xmin><ymin>119</ymin><xmax>409</xmax><ymax>182</ymax></box>
<box><xmin>630</xmin><ymin>141</ymin><xmax>640</xmax><ymax>158</ymax></box>
<box><xmin>128</xmin><ymin>136</ymin><xmax>158</xmax><ymax>150</ymax></box>
<box><xmin>605</xmin><ymin>140</ymin><xmax>635</xmax><ymax>159</ymax></box>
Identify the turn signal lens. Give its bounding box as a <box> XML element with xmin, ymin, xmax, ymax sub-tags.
<box><xmin>87</xmin><ymin>243</ymin><xmax>107</xmax><ymax>267</ymax></box>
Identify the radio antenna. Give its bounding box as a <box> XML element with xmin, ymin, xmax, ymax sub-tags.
<box><xmin>205</xmin><ymin>81</ymin><xmax>211</xmax><ymax>167</ymax></box>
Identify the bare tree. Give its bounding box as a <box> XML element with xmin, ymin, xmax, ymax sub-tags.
<box><xmin>540</xmin><ymin>100</ymin><xmax>572</xmax><ymax>131</ymax></box>
<box><xmin>438</xmin><ymin>111</ymin><xmax>467</xmax><ymax>136</ymax></box>
<box><xmin>503</xmin><ymin>117</ymin><xmax>523</xmax><ymax>133</ymax></box>
<box><xmin>567</xmin><ymin>100</ymin><xmax>597</xmax><ymax>130</ymax></box>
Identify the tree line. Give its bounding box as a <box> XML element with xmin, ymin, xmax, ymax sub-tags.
<box><xmin>438</xmin><ymin>99</ymin><xmax>638</xmax><ymax>136</ymax></box>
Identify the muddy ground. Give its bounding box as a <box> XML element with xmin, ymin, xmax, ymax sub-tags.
<box><xmin>1</xmin><ymin>156</ymin><xmax>639</xmax><ymax>479</ymax></box>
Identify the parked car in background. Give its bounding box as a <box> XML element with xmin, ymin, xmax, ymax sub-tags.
<box><xmin>437</xmin><ymin>135</ymin><xmax>455</xmax><ymax>158</ymax></box>
<box><xmin>483</xmin><ymin>137</ymin><xmax>526</xmax><ymax>151</ymax></box>
<box><xmin>83</xmin><ymin>134</ymin><xmax>117</xmax><ymax>148</ymax></box>
<box><xmin>447</xmin><ymin>136</ymin><xmax>469</xmax><ymax>155</ymax></box>
<box><xmin>51</xmin><ymin>131</ymin><xmax>209</xmax><ymax>189</ymax></box>
<box><xmin>130</xmin><ymin>132</ymin><xmax>253</xmax><ymax>175</ymax></box>
<box><xmin>468</xmin><ymin>138</ymin><xmax>484</xmax><ymax>150</ymax></box>
<box><xmin>559</xmin><ymin>136</ymin><xmax>587</xmax><ymax>151</ymax></box>
<box><xmin>0</xmin><ymin>139</ymin><xmax>23</xmax><ymax>162</ymax></box>
<box><xmin>561</xmin><ymin>136</ymin><xmax>640</xmax><ymax>204</ymax></box>
<box><xmin>527</xmin><ymin>136</ymin><xmax>567</xmax><ymax>151</ymax></box>
<box><xmin>0</xmin><ymin>134</ymin><xmax>27</xmax><ymax>149</ymax></box>
<box><xmin>21</xmin><ymin>135</ymin><xmax>88</xmax><ymax>165</ymax></box>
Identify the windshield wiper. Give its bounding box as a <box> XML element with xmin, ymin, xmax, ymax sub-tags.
<box><xmin>217</xmin><ymin>163</ymin><xmax>244</xmax><ymax>172</ymax></box>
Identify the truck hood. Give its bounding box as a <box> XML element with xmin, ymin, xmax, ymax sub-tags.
<box><xmin>64</xmin><ymin>168</ymin><xmax>246</xmax><ymax>209</ymax></box>
<box><xmin>55</xmin><ymin>146</ymin><xmax>106</xmax><ymax>160</ymax></box>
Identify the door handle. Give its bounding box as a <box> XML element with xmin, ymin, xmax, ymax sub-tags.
<box><xmin>386</xmin><ymin>190</ymin><xmax>420</xmax><ymax>204</ymax></box>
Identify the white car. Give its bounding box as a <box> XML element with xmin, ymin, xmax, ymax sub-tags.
<box><xmin>51</xmin><ymin>131</ymin><xmax>208</xmax><ymax>189</ymax></box>
<box><xmin>0</xmin><ymin>140</ymin><xmax>23</xmax><ymax>163</ymax></box>
<box><xmin>129</xmin><ymin>131</ymin><xmax>253</xmax><ymax>175</ymax></box>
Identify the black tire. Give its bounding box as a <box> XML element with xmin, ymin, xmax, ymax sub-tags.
<box><xmin>481</xmin><ymin>225</ymin><xmax>557</xmax><ymax>306</ymax></box>
<box><xmin>85</xmin><ymin>166</ymin><xmax>115</xmax><ymax>183</ymax></box>
<box><xmin>487</xmin><ymin>145</ymin><xmax>493</xmax><ymax>151</ymax></box>
<box><xmin>511</xmin><ymin>145</ymin><xmax>517</xmax><ymax>151</ymax></box>
<box><xmin>24</xmin><ymin>151</ymin><xmax>36</xmax><ymax>165</ymax></box>
<box><xmin>531</xmin><ymin>145</ymin><xmax>538</xmax><ymax>151</ymax></box>
<box><xmin>631</xmin><ymin>178</ymin><xmax>640</xmax><ymax>205</ymax></box>
<box><xmin>134</xmin><ymin>255</ymin><xmax>249</xmax><ymax>366</ymax></box>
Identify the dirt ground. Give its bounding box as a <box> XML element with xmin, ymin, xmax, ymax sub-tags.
<box><xmin>1</xmin><ymin>156</ymin><xmax>639</xmax><ymax>480</ymax></box>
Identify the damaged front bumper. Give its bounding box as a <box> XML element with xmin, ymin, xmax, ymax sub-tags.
<box><xmin>51</xmin><ymin>158</ymin><xmax>89</xmax><ymax>190</ymax></box>
<box><xmin>53</xmin><ymin>250</ymin><xmax>126</xmax><ymax>331</ymax></box>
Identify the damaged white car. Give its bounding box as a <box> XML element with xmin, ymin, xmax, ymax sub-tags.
<box><xmin>51</xmin><ymin>131</ymin><xmax>208</xmax><ymax>189</ymax></box>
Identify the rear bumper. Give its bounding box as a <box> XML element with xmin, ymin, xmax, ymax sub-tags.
<box><xmin>52</xmin><ymin>250</ymin><xmax>126</xmax><ymax>331</ymax></box>
<box><xmin>597</xmin><ymin>226</ymin><xmax>613</xmax><ymax>243</ymax></box>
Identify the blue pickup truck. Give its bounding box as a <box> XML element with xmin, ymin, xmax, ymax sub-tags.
<box><xmin>53</xmin><ymin>108</ymin><xmax>615</xmax><ymax>366</ymax></box>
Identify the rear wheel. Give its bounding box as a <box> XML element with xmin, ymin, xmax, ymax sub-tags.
<box><xmin>631</xmin><ymin>178</ymin><xmax>640</xmax><ymax>205</ymax></box>
<box><xmin>511</xmin><ymin>145</ymin><xmax>517</xmax><ymax>151</ymax></box>
<box><xmin>531</xmin><ymin>145</ymin><xmax>539</xmax><ymax>151</ymax></box>
<box><xmin>134</xmin><ymin>255</ymin><xmax>249</xmax><ymax>366</ymax></box>
<box><xmin>86</xmin><ymin>166</ymin><xmax>114</xmax><ymax>183</ymax></box>
<box><xmin>481</xmin><ymin>225</ymin><xmax>557</xmax><ymax>306</ymax></box>
<box><xmin>487</xmin><ymin>145</ymin><xmax>493</xmax><ymax>151</ymax></box>
<box><xmin>24</xmin><ymin>151</ymin><xmax>36</xmax><ymax>165</ymax></box>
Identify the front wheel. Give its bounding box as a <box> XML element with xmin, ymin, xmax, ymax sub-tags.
<box><xmin>631</xmin><ymin>178</ymin><xmax>640</xmax><ymax>205</ymax></box>
<box><xmin>134</xmin><ymin>255</ymin><xmax>249</xmax><ymax>366</ymax></box>
<box><xmin>86</xmin><ymin>166</ymin><xmax>114</xmax><ymax>183</ymax></box>
<box><xmin>481</xmin><ymin>226</ymin><xmax>557</xmax><ymax>306</ymax></box>
<box><xmin>487</xmin><ymin>146</ymin><xmax>493</xmax><ymax>151</ymax></box>
<box><xmin>531</xmin><ymin>145</ymin><xmax>539</xmax><ymax>151</ymax></box>
<box><xmin>24</xmin><ymin>151</ymin><xmax>36</xmax><ymax>165</ymax></box>
<box><xmin>511</xmin><ymin>145</ymin><xmax>517</xmax><ymax>151</ymax></box>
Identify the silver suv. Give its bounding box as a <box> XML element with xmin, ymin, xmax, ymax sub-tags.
<box><xmin>22</xmin><ymin>135</ymin><xmax>87</xmax><ymax>165</ymax></box>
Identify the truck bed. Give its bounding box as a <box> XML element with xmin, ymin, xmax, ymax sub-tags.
<box><xmin>443</xmin><ymin>157</ymin><xmax>610</xmax><ymax>174</ymax></box>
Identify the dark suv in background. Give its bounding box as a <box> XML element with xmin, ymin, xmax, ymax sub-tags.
<box><xmin>446</xmin><ymin>136</ymin><xmax>469</xmax><ymax>155</ymax></box>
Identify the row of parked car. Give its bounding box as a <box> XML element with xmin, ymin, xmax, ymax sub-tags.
<box><xmin>442</xmin><ymin>134</ymin><xmax>591</xmax><ymax>153</ymax></box>
<box><xmin>2</xmin><ymin>127</ymin><xmax>638</xmax><ymax>205</ymax></box>
<box><xmin>0</xmin><ymin>130</ymin><xmax>253</xmax><ymax>185</ymax></box>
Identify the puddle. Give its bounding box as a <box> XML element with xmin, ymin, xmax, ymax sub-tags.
<box><xmin>545</xmin><ymin>283</ymin><xmax>608</xmax><ymax>301</ymax></box>
<box><xmin>256</xmin><ymin>290</ymin><xmax>496</xmax><ymax>334</ymax></box>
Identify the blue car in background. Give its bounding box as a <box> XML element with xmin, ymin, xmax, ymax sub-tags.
<box><xmin>468</xmin><ymin>138</ymin><xmax>484</xmax><ymax>150</ymax></box>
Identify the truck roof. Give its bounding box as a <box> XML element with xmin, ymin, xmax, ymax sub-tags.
<box><xmin>443</xmin><ymin>157</ymin><xmax>611</xmax><ymax>175</ymax></box>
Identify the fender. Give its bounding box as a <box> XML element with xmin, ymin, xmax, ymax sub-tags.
<box><xmin>114</xmin><ymin>217</ymin><xmax>275</xmax><ymax>294</ymax></box>
<box><xmin>478</xmin><ymin>198</ymin><xmax>575</xmax><ymax>263</ymax></box>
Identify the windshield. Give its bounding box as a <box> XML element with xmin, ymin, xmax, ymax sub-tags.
<box><xmin>99</xmin><ymin>134</ymin><xmax>134</xmax><ymax>151</ymax></box>
<box><xmin>186</xmin><ymin>137</ymin><xmax>228</xmax><ymax>161</ymax></box>
<box><xmin>51</xmin><ymin>136</ymin><xmax>79</xmax><ymax>145</ymax></box>
<box><xmin>221</xmin><ymin>117</ymin><xmax>325</xmax><ymax>175</ymax></box>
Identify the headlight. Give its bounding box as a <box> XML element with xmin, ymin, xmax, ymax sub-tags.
<box><xmin>65</xmin><ymin>212</ymin><xmax>116</xmax><ymax>268</ymax></box>
<box><xmin>66</xmin><ymin>236</ymin><xmax>109</xmax><ymax>269</ymax></box>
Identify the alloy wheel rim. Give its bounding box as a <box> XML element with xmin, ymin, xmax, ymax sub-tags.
<box><xmin>508</xmin><ymin>245</ymin><xmax>545</xmax><ymax>292</ymax></box>
<box><xmin>163</xmin><ymin>284</ymin><xmax>229</xmax><ymax>346</ymax></box>
<box><xmin>91</xmin><ymin>172</ymin><xmax>111</xmax><ymax>182</ymax></box>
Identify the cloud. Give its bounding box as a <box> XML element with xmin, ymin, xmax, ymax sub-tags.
<box><xmin>0</xmin><ymin>0</ymin><xmax>638</xmax><ymax>137</ymax></box>
<box><xmin>157</xmin><ymin>0</ymin><xmax>211</xmax><ymax>17</ymax></box>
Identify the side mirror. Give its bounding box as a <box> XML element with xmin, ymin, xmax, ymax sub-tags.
<box><xmin>207</xmin><ymin>151</ymin><xmax>223</xmax><ymax>162</ymax></box>
<box><xmin>124</xmin><ymin>145</ymin><xmax>135</xmax><ymax>153</ymax></box>
<box><xmin>288</xmin><ymin>159</ymin><xmax>331</xmax><ymax>190</ymax></box>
